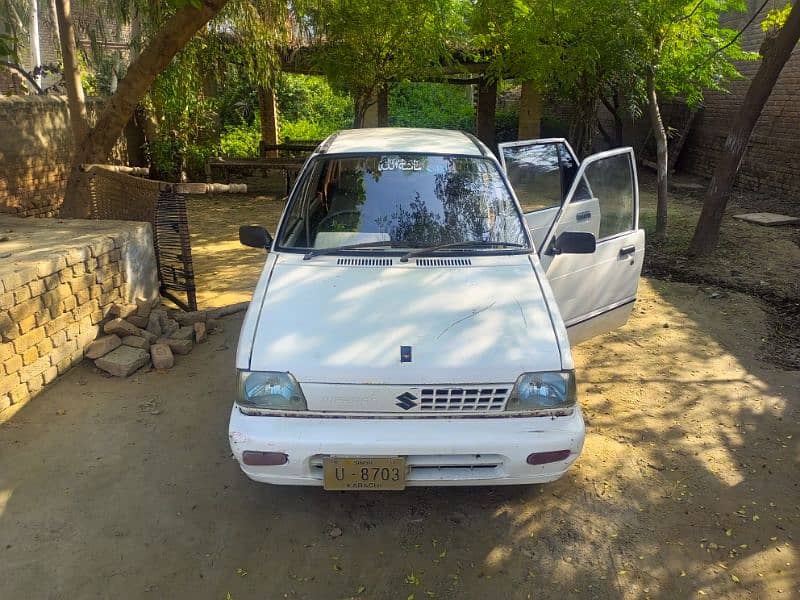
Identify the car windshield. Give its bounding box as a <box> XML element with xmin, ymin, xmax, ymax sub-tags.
<box><xmin>277</xmin><ymin>154</ymin><xmax>529</xmax><ymax>251</ymax></box>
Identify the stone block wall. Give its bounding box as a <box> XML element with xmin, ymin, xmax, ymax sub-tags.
<box><xmin>0</xmin><ymin>217</ymin><xmax>159</xmax><ymax>414</ymax></box>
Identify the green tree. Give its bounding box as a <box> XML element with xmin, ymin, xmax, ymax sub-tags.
<box><xmin>631</xmin><ymin>0</ymin><xmax>754</xmax><ymax>237</ymax></box>
<box><xmin>689</xmin><ymin>1</ymin><xmax>800</xmax><ymax>256</ymax></box>
<box><xmin>296</xmin><ymin>0</ymin><xmax>465</xmax><ymax>127</ymax></box>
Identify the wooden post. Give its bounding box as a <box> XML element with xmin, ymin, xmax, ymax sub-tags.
<box><xmin>476</xmin><ymin>79</ymin><xmax>497</xmax><ymax>152</ymax></box>
<box><xmin>258</xmin><ymin>86</ymin><xmax>279</xmax><ymax>157</ymax></box>
<box><xmin>518</xmin><ymin>82</ymin><xmax>542</xmax><ymax>139</ymax></box>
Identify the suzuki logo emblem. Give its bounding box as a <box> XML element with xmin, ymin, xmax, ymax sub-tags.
<box><xmin>395</xmin><ymin>392</ymin><xmax>418</xmax><ymax>410</ymax></box>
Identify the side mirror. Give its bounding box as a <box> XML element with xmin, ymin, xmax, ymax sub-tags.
<box><xmin>548</xmin><ymin>231</ymin><xmax>596</xmax><ymax>255</ymax></box>
<box><xmin>239</xmin><ymin>225</ymin><xmax>272</xmax><ymax>250</ymax></box>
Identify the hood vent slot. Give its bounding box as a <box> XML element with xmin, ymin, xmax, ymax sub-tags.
<box><xmin>415</xmin><ymin>258</ymin><xmax>472</xmax><ymax>267</ymax></box>
<box><xmin>336</xmin><ymin>257</ymin><xmax>393</xmax><ymax>267</ymax></box>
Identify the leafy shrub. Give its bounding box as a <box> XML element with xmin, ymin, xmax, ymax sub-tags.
<box><xmin>281</xmin><ymin>118</ymin><xmax>336</xmax><ymax>142</ymax></box>
<box><xmin>389</xmin><ymin>83</ymin><xmax>475</xmax><ymax>131</ymax></box>
<box><xmin>220</xmin><ymin>122</ymin><xmax>261</xmax><ymax>158</ymax></box>
<box><xmin>277</xmin><ymin>74</ymin><xmax>353</xmax><ymax>128</ymax></box>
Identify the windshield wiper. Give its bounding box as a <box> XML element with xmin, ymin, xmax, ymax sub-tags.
<box><xmin>303</xmin><ymin>240</ymin><xmax>409</xmax><ymax>260</ymax></box>
<box><xmin>399</xmin><ymin>240</ymin><xmax>527</xmax><ymax>262</ymax></box>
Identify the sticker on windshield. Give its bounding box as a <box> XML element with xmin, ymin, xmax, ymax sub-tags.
<box><xmin>379</xmin><ymin>156</ymin><xmax>424</xmax><ymax>172</ymax></box>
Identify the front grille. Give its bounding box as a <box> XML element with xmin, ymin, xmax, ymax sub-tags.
<box><xmin>419</xmin><ymin>387</ymin><xmax>509</xmax><ymax>412</ymax></box>
<box><xmin>415</xmin><ymin>258</ymin><xmax>472</xmax><ymax>267</ymax></box>
<box><xmin>336</xmin><ymin>257</ymin><xmax>393</xmax><ymax>267</ymax></box>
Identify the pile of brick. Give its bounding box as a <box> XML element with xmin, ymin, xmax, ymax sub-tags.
<box><xmin>84</xmin><ymin>299</ymin><xmax>246</xmax><ymax>377</ymax></box>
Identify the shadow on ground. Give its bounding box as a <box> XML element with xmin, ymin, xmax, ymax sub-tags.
<box><xmin>0</xmin><ymin>277</ymin><xmax>797</xmax><ymax>599</ymax></box>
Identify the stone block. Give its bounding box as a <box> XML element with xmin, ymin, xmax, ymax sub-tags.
<box><xmin>36</xmin><ymin>338</ymin><xmax>53</xmax><ymax>356</ymax></box>
<box><xmin>4</xmin><ymin>353</ymin><xmax>23</xmax><ymax>375</ymax></box>
<box><xmin>9</xmin><ymin>297</ymin><xmax>43</xmax><ymax>322</ymax></box>
<box><xmin>21</xmin><ymin>346</ymin><xmax>38</xmax><ymax>366</ymax></box>
<box><xmin>150</xmin><ymin>343</ymin><xmax>174</xmax><ymax>369</ymax></box>
<box><xmin>44</xmin><ymin>313</ymin><xmax>71</xmax><ymax>336</ymax></box>
<box><xmin>127</xmin><ymin>315</ymin><xmax>149</xmax><ymax>329</ymax></box>
<box><xmin>13</xmin><ymin>326</ymin><xmax>45</xmax><ymax>353</ymax></box>
<box><xmin>85</xmin><ymin>334</ymin><xmax>122</xmax><ymax>359</ymax></box>
<box><xmin>0</xmin><ymin>312</ymin><xmax>16</xmax><ymax>341</ymax></box>
<box><xmin>0</xmin><ymin>395</ymin><xmax>10</xmax><ymax>412</ymax></box>
<box><xmin>0</xmin><ymin>371</ymin><xmax>20</xmax><ymax>395</ymax></box>
<box><xmin>20</xmin><ymin>355</ymin><xmax>50</xmax><ymax>383</ymax></box>
<box><xmin>171</xmin><ymin>326</ymin><xmax>195</xmax><ymax>341</ymax></box>
<box><xmin>146</xmin><ymin>311</ymin><xmax>164</xmax><ymax>336</ymax></box>
<box><xmin>0</xmin><ymin>342</ymin><xmax>12</xmax><ymax>362</ymax></box>
<box><xmin>17</xmin><ymin>314</ymin><xmax>37</xmax><ymax>335</ymax></box>
<box><xmin>122</xmin><ymin>335</ymin><xmax>150</xmax><ymax>350</ymax></box>
<box><xmin>194</xmin><ymin>322</ymin><xmax>207</xmax><ymax>344</ymax></box>
<box><xmin>103</xmin><ymin>318</ymin><xmax>143</xmax><ymax>337</ymax></box>
<box><xmin>43</xmin><ymin>365</ymin><xmax>58</xmax><ymax>385</ymax></box>
<box><xmin>114</xmin><ymin>303</ymin><xmax>138</xmax><ymax>319</ymax></box>
<box><xmin>733</xmin><ymin>212</ymin><xmax>800</xmax><ymax>226</ymax></box>
<box><xmin>28</xmin><ymin>278</ymin><xmax>45</xmax><ymax>297</ymax></box>
<box><xmin>94</xmin><ymin>346</ymin><xmax>149</xmax><ymax>377</ymax></box>
<box><xmin>13</xmin><ymin>285</ymin><xmax>31</xmax><ymax>303</ymax></box>
<box><xmin>135</xmin><ymin>297</ymin><xmax>155</xmax><ymax>319</ymax></box>
<box><xmin>175</xmin><ymin>310</ymin><xmax>208</xmax><ymax>325</ymax></box>
<box><xmin>26</xmin><ymin>373</ymin><xmax>44</xmax><ymax>395</ymax></box>
<box><xmin>43</xmin><ymin>273</ymin><xmax>60</xmax><ymax>291</ymax></box>
<box><xmin>158</xmin><ymin>337</ymin><xmax>192</xmax><ymax>355</ymax></box>
<box><xmin>161</xmin><ymin>317</ymin><xmax>181</xmax><ymax>337</ymax></box>
<box><xmin>206</xmin><ymin>319</ymin><xmax>222</xmax><ymax>334</ymax></box>
<box><xmin>9</xmin><ymin>382</ymin><xmax>28</xmax><ymax>404</ymax></box>
<box><xmin>51</xmin><ymin>330</ymin><xmax>67</xmax><ymax>348</ymax></box>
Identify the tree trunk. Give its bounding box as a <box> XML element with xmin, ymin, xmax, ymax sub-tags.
<box><xmin>352</xmin><ymin>90</ymin><xmax>373</xmax><ymax>128</ymax></box>
<box><xmin>54</xmin><ymin>0</ymin><xmax>88</xmax><ymax>141</ymax></box>
<box><xmin>646</xmin><ymin>71</ymin><xmax>669</xmax><ymax>238</ymax></box>
<box><xmin>518</xmin><ymin>81</ymin><xmax>542</xmax><ymax>139</ymax></box>
<box><xmin>59</xmin><ymin>0</ymin><xmax>230</xmax><ymax>217</ymax></box>
<box><xmin>377</xmin><ymin>84</ymin><xmax>389</xmax><ymax>127</ymax></box>
<box><xmin>258</xmin><ymin>85</ymin><xmax>279</xmax><ymax>157</ymax></box>
<box><xmin>689</xmin><ymin>2</ymin><xmax>800</xmax><ymax>257</ymax></box>
<box><xmin>476</xmin><ymin>79</ymin><xmax>497</xmax><ymax>152</ymax></box>
<box><xmin>600</xmin><ymin>91</ymin><xmax>624</xmax><ymax>146</ymax></box>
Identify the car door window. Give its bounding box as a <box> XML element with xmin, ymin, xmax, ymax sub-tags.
<box><xmin>500</xmin><ymin>140</ymin><xmax>585</xmax><ymax>211</ymax></box>
<box><xmin>578</xmin><ymin>151</ymin><xmax>636</xmax><ymax>240</ymax></box>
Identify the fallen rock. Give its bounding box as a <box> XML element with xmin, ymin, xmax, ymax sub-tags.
<box><xmin>161</xmin><ymin>315</ymin><xmax>179</xmax><ymax>337</ymax></box>
<box><xmin>193</xmin><ymin>322</ymin><xmax>207</xmax><ymax>344</ymax></box>
<box><xmin>122</xmin><ymin>335</ymin><xmax>150</xmax><ymax>350</ymax></box>
<box><xmin>95</xmin><ymin>346</ymin><xmax>149</xmax><ymax>377</ymax></box>
<box><xmin>146</xmin><ymin>312</ymin><xmax>163</xmax><ymax>337</ymax></box>
<box><xmin>126</xmin><ymin>315</ymin><xmax>149</xmax><ymax>329</ymax></box>
<box><xmin>104</xmin><ymin>318</ymin><xmax>142</xmax><ymax>337</ymax></box>
<box><xmin>209</xmin><ymin>302</ymin><xmax>249</xmax><ymax>319</ymax></box>
<box><xmin>158</xmin><ymin>337</ymin><xmax>192</xmax><ymax>355</ymax></box>
<box><xmin>175</xmin><ymin>310</ymin><xmax>208</xmax><ymax>325</ymax></box>
<box><xmin>150</xmin><ymin>343</ymin><xmax>174</xmax><ymax>369</ymax></box>
<box><xmin>135</xmin><ymin>297</ymin><xmax>156</xmax><ymax>319</ymax></box>
<box><xmin>113</xmin><ymin>304</ymin><xmax>138</xmax><ymax>319</ymax></box>
<box><xmin>171</xmin><ymin>326</ymin><xmax>195</xmax><ymax>341</ymax></box>
<box><xmin>85</xmin><ymin>334</ymin><xmax>122</xmax><ymax>359</ymax></box>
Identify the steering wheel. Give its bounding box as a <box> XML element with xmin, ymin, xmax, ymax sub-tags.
<box><xmin>317</xmin><ymin>210</ymin><xmax>361</xmax><ymax>231</ymax></box>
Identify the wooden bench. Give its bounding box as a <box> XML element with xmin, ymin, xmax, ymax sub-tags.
<box><xmin>205</xmin><ymin>157</ymin><xmax>307</xmax><ymax>193</ymax></box>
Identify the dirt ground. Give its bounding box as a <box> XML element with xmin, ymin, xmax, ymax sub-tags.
<box><xmin>3</xmin><ymin>171</ymin><xmax>799</xmax><ymax>599</ymax></box>
<box><xmin>1</xmin><ymin>277</ymin><xmax>797</xmax><ymax>599</ymax></box>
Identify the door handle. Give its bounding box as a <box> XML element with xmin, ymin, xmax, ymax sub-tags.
<box><xmin>619</xmin><ymin>245</ymin><xmax>636</xmax><ymax>256</ymax></box>
<box><xmin>576</xmin><ymin>211</ymin><xmax>591</xmax><ymax>222</ymax></box>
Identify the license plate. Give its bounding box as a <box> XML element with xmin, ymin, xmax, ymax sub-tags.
<box><xmin>323</xmin><ymin>457</ymin><xmax>407</xmax><ymax>491</ymax></box>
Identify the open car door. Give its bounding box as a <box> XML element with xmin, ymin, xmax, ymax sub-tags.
<box><xmin>500</xmin><ymin>141</ymin><xmax>644</xmax><ymax>345</ymax></box>
<box><xmin>498</xmin><ymin>139</ymin><xmax>601</xmax><ymax>248</ymax></box>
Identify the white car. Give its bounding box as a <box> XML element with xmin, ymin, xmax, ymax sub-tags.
<box><xmin>229</xmin><ymin>128</ymin><xmax>644</xmax><ymax>489</ymax></box>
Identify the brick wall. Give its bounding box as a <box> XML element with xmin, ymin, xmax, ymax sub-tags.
<box><xmin>0</xmin><ymin>96</ymin><xmax>128</xmax><ymax>217</ymax></box>
<box><xmin>0</xmin><ymin>217</ymin><xmax>159</xmax><ymax>414</ymax></box>
<box><xmin>0</xmin><ymin>96</ymin><xmax>72</xmax><ymax>217</ymax></box>
<box><xmin>679</xmin><ymin>3</ymin><xmax>800</xmax><ymax>197</ymax></box>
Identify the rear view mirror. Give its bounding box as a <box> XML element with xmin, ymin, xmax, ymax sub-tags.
<box><xmin>549</xmin><ymin>231</ymin><xmax>596</xmax><ymax>255</ymax></box>
<box><xmin>239</xmin><ymin>225</ymin><xmax>272</xmax><ymax>249</ymax></box>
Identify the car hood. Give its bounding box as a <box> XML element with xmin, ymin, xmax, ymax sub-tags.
<box><xmin>247</xmin><ymin>255</ymin><xmax>562</xmax><ymax>384</ymax></box>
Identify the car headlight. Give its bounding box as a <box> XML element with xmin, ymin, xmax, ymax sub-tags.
<box><xmin>505</xmin><ymin>371</ymin><xmax>576</xmax><ymax>412</ymax></box>
<box><xmin>236</xmin><ymin>371</ymin><xmax>308</xmax><ymax>411</ymax></box>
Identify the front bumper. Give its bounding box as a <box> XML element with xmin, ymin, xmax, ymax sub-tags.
<box><xmin>228</xmin><ymin>406</ymin><xmax>585</xmax><ymax>487</ymax></box>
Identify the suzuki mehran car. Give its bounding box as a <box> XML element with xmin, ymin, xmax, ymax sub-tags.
<box><xmin>229</xmin><ymin>128</ymin><xmax>644</xmax><ymax>489</ymax></box>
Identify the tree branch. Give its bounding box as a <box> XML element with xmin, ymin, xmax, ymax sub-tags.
<box><xmin>0</xmin><ymin>60</ymin><xmax>44</xmax><ymax>94</ymax></box>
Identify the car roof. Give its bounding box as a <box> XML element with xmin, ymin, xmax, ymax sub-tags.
<box><xmin>320</xmin><ymin>127</ymin><xmax>486</xmax><ymax>157</ymax></box>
